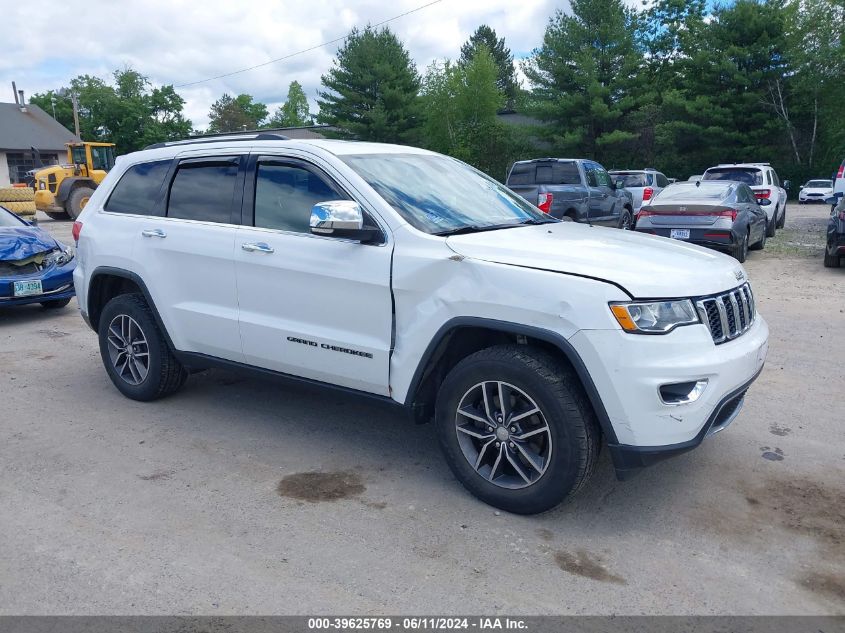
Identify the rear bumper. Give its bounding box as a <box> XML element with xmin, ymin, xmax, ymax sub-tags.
<box><xmin>609</xmin><ymin>367</ymin><xmax>761</xmax><ymax>479</ymax></box>
<box><xmin>636</xmin><ymin>227</ymin><xmax>739</xmax><ymax>253</ymax></box>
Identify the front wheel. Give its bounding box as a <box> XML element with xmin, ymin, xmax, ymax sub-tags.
<box><xmin>777</xmin><ymin>204</ymin><xmax>786</xmax><ymax>228</ymax></box>
<box><xmin>824</xmin><ymin>251</ymin><xmax>841</xmax><ymax>268</ymax></box>
<box><xmin>98</xmin><ymin>293</ymin><xmax>187</xmax><ymax>401</ymax></box>
<box><xmin>765</xmin><ymin>215</ymin><xmax>776</xmax><ymax>238</ymax></box>
<box><xmin>434</xmin><ymin>345</ymin><xmax>600</xmax><ymax>514</ymax></box>
<box><xmin>749</xmin><ymin>224</ymin><xmax>766</xmax><ymax>251</ymax></box>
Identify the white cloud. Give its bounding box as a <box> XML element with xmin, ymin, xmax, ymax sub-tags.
<box><xmin>1</xmin><ymin>0</ymin><xmax>572</xmax><ymax>130</ymax></box>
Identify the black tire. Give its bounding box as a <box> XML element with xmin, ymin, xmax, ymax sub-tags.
<box><xmin>98</xmin><ymin>293</ymin><xmax>187</xmax><ymax>401</ymax></box>
<box><xmin>749</xmin><ymin>225</ymin><xmax>766</xmax><ymax>251</ymax></box>
<box><xmin>434</xmin><ymin>345</ymin><xmax>600</xmax><ymax>514</ymax></box>
<box><xmin>777</xmin><ymin>203</ymin><xmax>786</xmax><ymax>228</ymax></box>
<box><xmin>66</xmin><ymin>186</ymin><xmax>95</xmax><ymax>220</ymax></box>
<box><xmin>45</xmin><ymin>211</ymin><xmax>70</xmax><ymax>220</ymax></box>
<box><xmin>41</xmin><ymin>298</ymin><xmax>71</xmax><ymax>309</ymax></box>
<box><xmin>823</xmin><ymin>251</ymin><xmax>841</xmax><ymax>268</ymax></box>
<box><xmin>733</xmin><ymin>230</ymin><xmax>749</xmax><ymax>262</ymax></box>
<box><xmin>618</xmin><ymin>209</ymin><xmax>633</xmax><ymax>230</ymax></box>
<box><xmin>765</xmin><ymin>214</ymin><xmax>776</xmax><ymax>238</ymax></box>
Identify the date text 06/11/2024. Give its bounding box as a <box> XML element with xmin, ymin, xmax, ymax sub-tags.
<box><xmin>307</xmin><ymin>617</ymin><xmax>528</xmax><ymax>630</ymax></box>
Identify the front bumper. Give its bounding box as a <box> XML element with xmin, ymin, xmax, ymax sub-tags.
<box><xmin>0</xmin><ymin>261</ymin><xmax>76</xmax><ymax>306</ymax></box>
<box><xmin>568</xmin><ymin>314</ymin><xmax>768</xmax><ymax>477</ymax></box>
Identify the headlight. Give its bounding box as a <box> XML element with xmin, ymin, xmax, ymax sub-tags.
<box><xmin>609</xmin><ymin>299</ymin><xmax>699</xmax><ymax>334</ymax></box>
<box><xmin>43</xmin><ymin>247</ymin><xmax>75</xmax><ymax>267</ymax></box>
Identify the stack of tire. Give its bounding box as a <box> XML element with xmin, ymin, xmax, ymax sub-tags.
<box><xmin>0</xmin><ymin>186</ymin><xmax>37</xmax><ymax>219</ymax></box>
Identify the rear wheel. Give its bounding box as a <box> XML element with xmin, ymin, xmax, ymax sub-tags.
<box><xmin>618</xmin><ymin>209</ymin><xmax>633</xmax><ymax>230</ymax></box>
<box><xmin>823</xmin><ymin>251</ymin><xmax>841</xmax><ymax>268</ymax></box>
<box><xmin>733</xmin><ymin>230</ymin><xmax>749</xmax><ymax>262</ymax></box>
<box><xmin>765</xmin><ymin>214</ymin><xmax>776</xmax><ymax>238</ymax></box>
<box><xmin>66</xmin><ymin>186</ymin><xmax>95</xmax><ymax>220</ymax></box>
<box><xmin>750</xmin><ymin>225</ymin><xmax>767</xmax><ymax>251</ymax></box>
<box><xmin>434</xmin><ymin>345</ymin><xmax>599</xmax><ymax>514</ymax></box>
<box><xmin>98</xmin><ymin>293</ymin><xmax>187</xmax><ymax>401</ymax></box>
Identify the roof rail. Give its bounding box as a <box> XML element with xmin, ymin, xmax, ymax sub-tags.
<box><xmin>143</xmin><ymin>129</ymin><xmax>290</xmax><ymax>150</ymax></box>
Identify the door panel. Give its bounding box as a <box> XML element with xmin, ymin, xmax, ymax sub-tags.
<box><xmin>235</xmin><ymin>156</ymin><xmax>393</xmax><ymax>395</ymax></box>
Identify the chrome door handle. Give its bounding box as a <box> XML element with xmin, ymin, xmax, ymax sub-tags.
<box><xmin>242</xmin><ymin>242</ymin><xmax>274</xmax><ymax>253</ymax></box>
<box><xmin>141</xmin><ymin>229</ymin><xmax>166</xmax><ymax>238</ymax></box>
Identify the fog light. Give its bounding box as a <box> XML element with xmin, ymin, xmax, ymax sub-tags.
<box><xmin>659</xmin><ymin>379</ymin><xmax>708</xmax><ymax>405</ymax></box>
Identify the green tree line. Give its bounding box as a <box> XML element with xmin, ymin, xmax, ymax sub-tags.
<box><xmin>31</xmin><ymin>0</ymin><xmax>845</xmax><ymax>187</ymax></box>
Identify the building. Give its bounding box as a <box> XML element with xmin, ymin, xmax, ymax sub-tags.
<box><xmin>0</xmin><ymin>101</ymin><xmax>80</xmax><ymax>187</ymax></box>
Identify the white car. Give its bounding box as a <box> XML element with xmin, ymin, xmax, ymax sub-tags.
<box><xmin>702</xmin><ymin>163</ymin><xmax>789</xmax><ymax>237</ymax></box>
<box><xmin>608</xmin><ymin>168</ymin><xmax>671</xmax><ymax>213</ymax></box>
<box><xmin>798</xmin><ymin>179</ymin><xmax>833</xmax><ymax>204</ymax></box>
<box><xmin>72</xmin><ymin>134</ymin><xmax>769</xmax><ymax>514</ymax></box>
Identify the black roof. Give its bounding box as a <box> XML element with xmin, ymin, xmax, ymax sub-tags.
<box><xmin>0</xmin><ymin>102</ymin><xmax>79</xmax><ymax>152</ymax></box>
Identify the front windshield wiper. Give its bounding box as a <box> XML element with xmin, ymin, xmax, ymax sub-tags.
<box><xmin>434</xmin><ymin>218</ymin><xmax>555</xmax><ymax>237</ymax></box>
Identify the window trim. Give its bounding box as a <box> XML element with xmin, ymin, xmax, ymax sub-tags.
<box><xmin>242</xmin><ymin>153</ymin><xmax>387</xmax><ymax>245</ymax></box>
<box><xmin>163</xmin><ymin>155</ymin><xmax>245</xmax><ymax>225</ymax></box>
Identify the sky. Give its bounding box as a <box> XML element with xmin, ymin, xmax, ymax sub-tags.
<box><xmin>0</xmin><ymin>0</ymin><xmax>652</xmax><ymax>130</ymax></box>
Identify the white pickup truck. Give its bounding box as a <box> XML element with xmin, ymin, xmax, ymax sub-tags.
<box><xmin>72</xmin><ymin>135</ymin><xmax>769</xmax><ymax>514</ymax></box>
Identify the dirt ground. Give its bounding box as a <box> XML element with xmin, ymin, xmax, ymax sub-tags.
<box><xmin>0</xmin><ymin>203</ymin><xmax>842</xmax><ymax>615</ymax></box>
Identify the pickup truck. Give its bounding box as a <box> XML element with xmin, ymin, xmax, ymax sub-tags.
<box><xmin>506</xmin><ymin>158</ymin><xmax>635</xmax><ymax>230</ymax></box>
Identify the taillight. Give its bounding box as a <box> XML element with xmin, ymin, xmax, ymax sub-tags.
<box><xmin>638</xmin><ymin>207</ymin><xmax>654</xmax><ymax>217</ymax></box>
<box><xmin>837</xmin><ymin>165</ymin><xmax>844</xmax><ymax>178</ymax></box>
<box><xmin>642</xmin><ymin>187</ymin><xmax>654</xmax><ymax>201</ymax></box>
<box><xmin>716</xmin><ymin>208</ymin><xmax>738</xmax><ymax>221</ymax></box>
<box><xmin>72</xmin><ymin>221</ymin><xmax>83</xmax><ymax>244</ymax></box>
<box><xmin>537</xmin><ymin>192</ymin><xmax>553</xmax><ymax>213</ymax></box>
<box><xmin>755</xmin><ymin>189</ymin><xmax>771</xmax><ymax>200</ymax></box>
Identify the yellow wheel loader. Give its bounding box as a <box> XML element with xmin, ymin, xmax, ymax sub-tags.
<box><xmin>33</xmin><ymin>142</ymin><xmax>116</xmax><ymax>220</ymax></box>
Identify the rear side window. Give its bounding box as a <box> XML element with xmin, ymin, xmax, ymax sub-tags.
<box><xmin>104</xmin><ymin>160</ymin><xmax>171</xmax><ymax>215</ymax></box>
<box><xmin>613</xmin><ymin>173</ymin><xmax>649</xmax><ymax>187</ymax></box>
<box><xmin>167</xmin><ymin>160</ymin><xmax>238</xmax><ymax>223</ymax></box>
<box><xmin>507</xmin><ymin>162</ymin><xmax>580</xmax><ymax>185</ymax></box>
<box><xmin>655</xmin><ymin>173</ymin><xmax>669</xmax><ymax>187</ymax></box>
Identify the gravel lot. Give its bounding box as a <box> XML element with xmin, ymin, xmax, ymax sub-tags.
<box><xmin>1</xmin><ymin>203</ymin><xmax>843</xmax><ymax>615</ymax></box>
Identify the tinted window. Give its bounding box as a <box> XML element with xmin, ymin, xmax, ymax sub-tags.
<box><xmin>105</xmin><ymin>160</ymin><xmax>171</xmax><ymax>215</ymax></box>
<box><xmin>167</xmin><ymin>161</ymin><xmax>238</xmax><ymax>223</ymax></box>
<box><xmin>656</xmin><ymin>173</ymin><xmax>669</xmax><ymax>187</ymax></box>
<box><xmin>703</xmin><ymin>168</ymin><xmax>763</xmax><ymax>186</ymax></box>
<box><xmin>506</xmin><ymin>163</ymin><xmax>535</xmax><ymax>185</ymax></box>
<box><xmin>771</xmin><ymin>170</ymin><xmax>780</xmax><ymax>187</ymax></box>
<box><xmin>612</xmin><ymin>173</ymin><xmax>649</xmax><ymax>187</ymax></box>
<box><xmin>535</xmin><ymin>165</ymin><xmax>554</xmax><ymax>184</ymax></box>
<box><xmin>254</xmin><ymin>163</ymin><xmax>347</xmax><ymax>233</ymax></box>
<box><xmin>507</xmin><ymin>162</ymin><xmax>580</xmax><ymax>186</ymax></box>
<box><xmin>654</xmin><ymin>182</ymin><xmax>732</xmax><ymax>201</ymax></box>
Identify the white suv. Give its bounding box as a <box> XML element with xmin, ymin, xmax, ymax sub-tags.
<box><xmin>72</xmin><ymin>134</ymin><xmax>769</xmax><ymax>514</ymax></box>
<box><xmin>702</xmin><ymin>163</ymin><xmax>789</xmax><ymax>236</ymax></box>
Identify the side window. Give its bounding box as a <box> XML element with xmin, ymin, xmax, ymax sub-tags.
<box><xmin>594</xmin><ymin>168</ymin><xmax>613</xmax><ymax>188</ymax></box>
<box><xmin>736</xmin><ymin>186</ymin><xmax>749</xmax><ymax>203</ymax></box>
<box><xmin>585</xmin><ymin>166</ymin><xmax>598</xmax><ymax>187</ymax></box>
<box><xmin>656</xmin><ymin>173</ymin><xmax>669</xmax><ymax>188</ymax></box>
<box><xmin>766</xmin><ymin>170</ymin><xmax>772</xmax><ymax>185</ymax></box>
<box><xmin>771</xmin><ymin>170</ymin><xmax>780</xmax><ymax>187</ymax></box>
<box><xmin>254</xmin><ymin>163</ymin><xmax>347</xmax><ymax>233</ymax></box>
<box><xmin>557</xmin><ymin>162</ymin><xmax>581</xmax><ymax>185</ymax></box>
<box><xmin>104</xmin><ymin>160</ymin><xmax>171</xmax><ymax>215</ymax></box>
<box><xmin>167</xmin><ymin>159</ymin><xmax>238</xmax><ymax>223</ymax></box>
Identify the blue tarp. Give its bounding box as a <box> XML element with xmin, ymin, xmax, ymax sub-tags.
<box><xmin>0</xmin><ymin>227</ymin><xmax>60</xmax><ymax>262</ymax></box>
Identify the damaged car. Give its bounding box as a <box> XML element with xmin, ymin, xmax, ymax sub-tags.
<box><xmin>0</xmin><ymin>204</ymin><xmax>75</xmax><ymax>309</ymax></box>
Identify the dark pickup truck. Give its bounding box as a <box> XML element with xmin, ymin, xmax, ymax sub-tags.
<box><xmin>506</xmin><ymin>158</ymin><xmax>635</xmax><ymax>229</ymax></box>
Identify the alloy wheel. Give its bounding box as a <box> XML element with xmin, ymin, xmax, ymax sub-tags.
<box><xmin>454</xmin><ymin>381</ymin><xmax>552</xmax><ymax>489</ymax></box>
<box><xmin>106</xmin><ymin>314</ymin><xmax>150</xmax><ymax>385</ymax></box>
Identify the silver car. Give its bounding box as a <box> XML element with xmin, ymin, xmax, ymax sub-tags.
<box><xmin>634</xmin><ymin>181</ymin><xmax>770</xmax><ymax>263</ymax></box>
<box><xmin>609</xmin><ymin>169</ymin><xmax>670</xmax><ymax>213</ymax></box>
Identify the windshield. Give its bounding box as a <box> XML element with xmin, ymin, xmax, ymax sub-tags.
<box><xmin>341</xmin><ymin>153</ymin><xmax>548</xmax><ymax>234</ymax></box>
<box><xmin>703</xmin><ymin>168</ymin><xmax>763</xmax><ymax>186</ymax></box>
<box><xmin>0</xmin><ymin>205</ymin><xmax>27</xmax><ymax>226</ymax></box>
<box><xmin>653</xmin><ymin>183</ymin><xmax>731</xmax><ymax>201</ymax></box>
<box><xmin>611</xmin><ymin>172</ymin><xmax>651</xmax><ymax>187</ymax></box>
<box><xmin>806</xmin><ymin>180</ymin><xmax>832</xmax><ymax>188</ymax></box>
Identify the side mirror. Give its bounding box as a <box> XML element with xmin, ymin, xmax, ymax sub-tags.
<box><xmin>783</xmin><ymin>180</ymin><xmax>791</xmax><ymax>189</ymax></box>
<box><xmin>758</xmin><ymin>198</ymin><xmax>772</xmax><ymax>206</ymax></box>
<box><xmin>310</xmin><ymin>200</ymin><xmax>380</xmax><ymax>243</ymax></box>
<box><xmin>799</xmin><ymin>185</ymin><xmax>805</xmax><ymax>190</ymax></box>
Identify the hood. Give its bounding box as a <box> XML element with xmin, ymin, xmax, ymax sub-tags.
<box><xmin>0</xmin><ymin>226</ymin><xmax>62</xmax><ymax>262</ymax></box>
<box><xmin>446</xmin><ymin>222</ymin><xmax>747</xmax><ymax>298</ymax></box>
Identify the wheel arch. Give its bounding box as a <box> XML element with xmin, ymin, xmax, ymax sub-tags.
<box><xmin>56</xmin><ymin>177</ymin><xmax>97</xmax><ymax>204</ymax></box>
<box><xmin>403</xmin><ymin>317</ymin><xmax>618</xmax><ymax>444</ymax></box>
<box><xmin>87</xmin><ymin>267</ymin><xmax>175</xmax><ymax>351</ymax></box>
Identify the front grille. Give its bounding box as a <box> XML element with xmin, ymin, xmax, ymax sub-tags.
<box><xmin>0</xmin><ymin>261</ymin><xmax>41</xmax><ymax>277</ymax></box>
<box><xmin>696</xmin><ymin>283</ymin><xmax>755</xmax><ymax>344</ymax></box>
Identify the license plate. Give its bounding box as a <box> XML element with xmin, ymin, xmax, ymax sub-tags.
<box><xmin>13</xmin><ymin>280</ymin><xmax>43</xmax><ymax>297</ymax></box>
<box><xmin>670</xmin><ymin>229</ymin><xmax>690</xmax><ymax>240</ymax></box>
